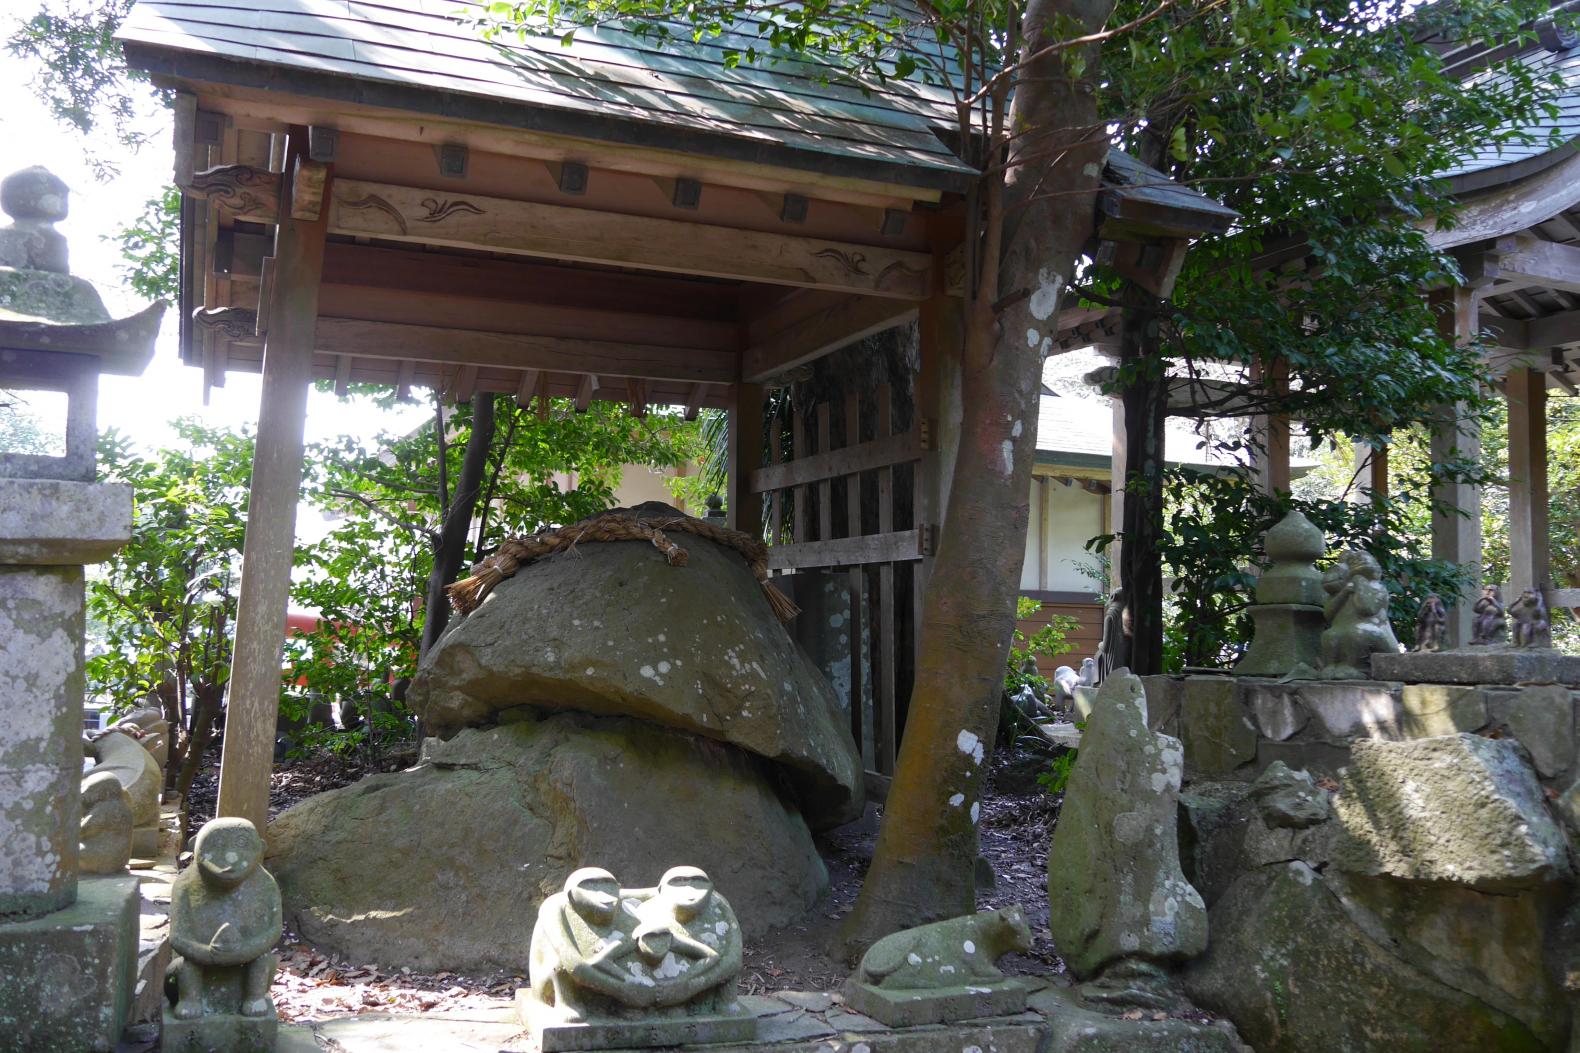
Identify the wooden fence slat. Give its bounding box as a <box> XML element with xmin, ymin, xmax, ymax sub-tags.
<box><xmin>766</xmin><ymin>530</ymin><xmax>920</xmax><ymax>571</ymax></box>
<box><xmin>875</xmin><ymin>383</ymin><xmax>897</xmax><ymax>773</ymax></box>
<box><xmin>748</xmin><ymin>427</ymin><xmax>920</xmax><ymax>493</ymax></box>
<box><xmin>844</xmin><ymin>395</ymin><xmax>871</xmax><ymax>769</ymax></box>
<box><xmin>791</xmin><ymin>411</ymin><xmax>808</xmax><ymax>543</ymax></box>
<box><xmin>817</xmin><ymin>402</ymin><xmax>833</xmax><ymax>542</ymax></box>
<box><xmin>769</xmin><ymin>417</ymin><xmax>784</xmax><ymax>546</ymax></box>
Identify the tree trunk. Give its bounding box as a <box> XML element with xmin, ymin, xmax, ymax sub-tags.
<box><xmin>838</xmin><ymin>0</ymin><xmax>1116</xmax><ymax>956</ymax></box>
<box><xmin>420</xmin><ymin>394</ymin><xmax>498</xmax><ymax>657</ymax></box>
<box><xmin>174</xmin><ymin>682</ymin><xmax>223</xmax><ymax>801</ymax></box>
<box><xmin>1119</xmin><ymin>283</ymin><xmax>1168</xmax><ymax>675</ymax></box>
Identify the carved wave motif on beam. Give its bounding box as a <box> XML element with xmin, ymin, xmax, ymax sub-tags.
<box><xmin>876</xmin><ymin>259</ymin><xmax>928</xmax><ymax>290</ymax></box>
<box><xmin>417</xmin><ymin>198</ymin><xmax>487</xmax><ymax>223</ymax></box>
<box><xmin>813</xmin><ymin>248</ymin><xmax>870</xmax><ymax>276</ymax></box>
<box><xmin>341</xmin><ymin>193</ymin><xmax>409</xmax><ymax>235</ymax></box>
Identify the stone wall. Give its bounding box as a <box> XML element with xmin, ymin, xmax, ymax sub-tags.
<box><xmin>1142</xmin><ymin>674</ymin><xmax>1578</xmax><ymax>789</ymax></box>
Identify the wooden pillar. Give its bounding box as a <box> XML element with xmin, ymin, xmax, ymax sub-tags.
<box><xmin>1250</xmin><ymin>358</ymin><xmax>1291</xmax><ymax>495</ymax></box>
<box><xmin>1037</xmin><ymin>475</ymin><xmax>1051</xmax><ymax>591</ymax></box>
<box><xmin>914</xmin><ymin>293</ymin><xmax>960</xmax><ymax>659</ymax></box>
<box><xmin>726</xmin><ymin>382</ymin><xmax>765</xmax><ymax>534</ymax></box>
<box><xmin>216</xmin><ymin>143</ymin><xmax>330</xmax><ymax>827</ymax></box>
<box><xmin>1507</xmin><ymin>365</ymin><xmax>1551</xmax><ymax>595</ymax></box>
<box><xmin>1108</xmin><ymin>393</ymin><xmax>1125</xmax><ymax>589</ymax></box>
<box><xmin>1350</xmin><ymin>442</ymin><xmax>1389</xmax><ymax>504</ymax></box>
<box><xmin>1429</xmin><ymin>286</ymin><xmax>1482</xmax><ymax>647</ymax></box>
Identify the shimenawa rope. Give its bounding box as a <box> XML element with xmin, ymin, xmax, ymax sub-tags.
<box><xmin>445</xmin><ymin>511</ymin><xmax>800</xmax><ymax>623</ymax></box>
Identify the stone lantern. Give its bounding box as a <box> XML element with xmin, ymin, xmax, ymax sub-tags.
<box><xmin>0</xmin><ymin>166</ymin><xmax>162</xmax><ymax>1051</ymax></box>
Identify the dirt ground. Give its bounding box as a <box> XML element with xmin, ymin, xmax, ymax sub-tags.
<box><xmin>183</xmin><ymin>741</ymin><xmax>1066</xmax><ymax>1019</ymax></box>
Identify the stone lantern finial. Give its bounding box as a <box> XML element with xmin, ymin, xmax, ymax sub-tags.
<box><xmin>0</xmin><ymin>166</ymin><xmax>71</xmax><ymax>275</ymax></box>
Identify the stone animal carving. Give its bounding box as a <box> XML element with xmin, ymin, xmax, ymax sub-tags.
<box><xmin>1510</xmin><ymin>588</ymin><xmax>1551</xmax><ymax>649</ymax></box>
<box><xmin>114</xmin><ymin>704</ymin><xmax>170</xmax><ymax>770</ymax></box>
<box><xmin>527</xmin><ymin>866</ymin><xmax>743</xmax><ymax>1022</ymax></box>
<box><xmin>1094</xmin><ymin>588</ymin><xmax>1129</xmax><ymax>683</ymax></box>
<box><xmin>166</xmin><ymin>817</ymin><xmax>282</xmax><ymax>1021</ymax></box>
<box><xmin>79</xmin><ymin>770</ymin><xmax>133</xmax><ymax>874</ymax></box>
<box><xmin>1413</xmin><ymin>594</ymin><xmax>1449</xmax><ymax>653</ymax></box>
<box><xmin>1471</xmin><ymin>584</ymin><xmax>1508</xmax><ymax>645</ymax></box>
<box><xmin>853</xmin><ymin>907</ymin><xmax>1031</xmax><ymax>990</ymax></box>
<box><xmin>1318</xmin><ymin>550</ymin><xmax>1401</xmax><ymax>679</ymax></box>
<box><xmin>84</xmin><ymin>729</ymin><xmax>161</xmax><ymax>830</ymax></box>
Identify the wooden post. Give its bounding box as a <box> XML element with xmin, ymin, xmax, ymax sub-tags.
<box><xmin>1429</xmin><ymin>286</ymin><xmax>1482</xmax><ymax>647</ymax></box>
<box><xmin>1507</xmin><ymin>365</ymin><xmax>1551</xmax><ymax>595</ymax></box>
<box><xmin>1350</xmin><ymin>442</ymin><xmax>1389</xmax><ymax>504</ymax></box>
<box><xmin>913</xmin><ymin>294</ymin><xmax>958</xmax><ymax>655</ymax></box>
<box><xmin>1037</xmin><ymin>475</ymin><xmax>1051</xmax><ymax>591</ymax></box>
<box><xmin>216</xmin><ymin>141</ymin><xmax>330</xmax><ymax>827</ymax></box>
<box><xmin>727</xmin><ymin>383</ymin><xmax>764</xmax><ymax>534</ymax></box>
<box><xmin>1108</xmin><ymin>393</ymin><xmax>1125</xmax><ymax>589</ymax></box>
<box><xmin>1250</xmin><ymin>358</ymin><xmax>1291</xmax><ymax>495</ymax></box>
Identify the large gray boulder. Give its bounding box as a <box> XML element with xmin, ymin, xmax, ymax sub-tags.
<box><xmin>1331</xmin><ymin>734</ymin><xmax>1570</xmax><ymax>891</ymax></box>
<box><xmin>1047</xmin><ymin>671</ymin><xmax>1207</xmax><ymax>977</ymax></box>
<box><xmin>409</xmin><ymin>504</ymin><xmax>861</xmax><ymax>828</ymax></box>
<box><xmin>265</xmin><ymin>714</ymin><xmax>828</xmax><ymax>974</ymax></box>
<box><xmin>1185</xmin><ymin>862</ymin><xmax>1560</xmax><ymax>1053</ymax></box>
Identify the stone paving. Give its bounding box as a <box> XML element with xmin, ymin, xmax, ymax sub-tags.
<box><xmin>268</xmin><ymin>980</ymin><xmax>1234</xmax><ymax>1053</ymax></box>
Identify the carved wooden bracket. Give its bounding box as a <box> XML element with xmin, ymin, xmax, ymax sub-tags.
<box><xmin>187</xmin><ymin>165</ymin><xmax>281</xmax><ymax>222</ymax></box>
<box><xmin>192</xmin><ymin>306</ymin><xmax>260</xmax><ymax>340</ymax></box>
<box><xmin>291</xmin><ymin>158</ymin><xmax>330</xmax><ymax>222</ymax></box>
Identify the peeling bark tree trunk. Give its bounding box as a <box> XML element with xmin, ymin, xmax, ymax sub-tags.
<box><xmin>420</xmin><ymin>394</ymin><xmax>497</xmax><ymax>657</ymax></box>
<box><xmin>838</xmin><ymin>0</ymin><xmax>1116</xmax><ymax>956</ymax></box>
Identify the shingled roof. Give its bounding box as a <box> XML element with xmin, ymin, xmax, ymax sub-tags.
<box><xmin>119</xmin><ymin>0</ymin><xmax>977</xmax><ymax>191</ymax></box>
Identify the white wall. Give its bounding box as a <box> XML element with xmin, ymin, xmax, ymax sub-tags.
<box><xmin>1020</xmin><ymin>474</ymin><xmax>1106</xmax><ymax>594</ymax></box>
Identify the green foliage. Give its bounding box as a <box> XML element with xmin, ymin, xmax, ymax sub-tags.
<box><xmin>88</xmin><ymin>422</ymin><xmax>252</xmax><ymax>724</ymax></box>
<box><xmin>1037</xmin><ymin>747</ymin><xmax>1079</xmax><ymax>795</ymax></box>
<box><xmin>1150</xmin><ymin>462</ymin><xmax>1477</xmax><ymax>670</ymax></box>
<box><xmin>109</xmin><ymin>187</ymin><xmax>181</xmax><ymax>302</ymax></box>
<box><xmin>6</xmin><ymin>0</ymin><xmax>167</xmax><ymax>175</ymax></box>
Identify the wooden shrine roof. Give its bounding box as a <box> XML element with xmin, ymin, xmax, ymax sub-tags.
<box><xmin>118</xmin><ymin>0</ymin><xmax>975</xmax><ymax>192</ymax></box>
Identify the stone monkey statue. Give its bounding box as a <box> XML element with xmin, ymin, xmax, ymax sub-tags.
<box><xmin>1510</xmin><ymin>588</ymin><xmax>1551</xmax><ymax>649</ymax></box>
<box><xmin>167</xmin><ymin>818</ymin><xmax>282</xmax><ymax>1020</ymax></box>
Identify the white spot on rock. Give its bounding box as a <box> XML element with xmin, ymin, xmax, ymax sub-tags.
<box><xmin>948</xmin><ymin>793</ymin><xmax>965</xmax><ymax>807</ymax></box>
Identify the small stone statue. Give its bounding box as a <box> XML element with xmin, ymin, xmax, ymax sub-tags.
<box><xmin>1510</xmin><ymin>588</ymin><xmax>1551</xmax><ymax>649</ymax></box>
<box><xmin>1413</xmin><ymin>594</ymin><xmax>1449</xmax><ymax>653</ymax></box>
<box><xmin>114</xmin><ymin>703</ymin><xmax>170</xmax><ymax>770</ymax></box>
<box><xmin>1094</xmin><ymin>588</ymin><xmax>1129</xmax><ymax>683</ymax></box>
<box><xmin>84</xmin><ymin>728</ymin><xmax>162</xmax><ymax>857</ymax></box>
<box><xmin>1471</xmin><ymin>584</ymin><xmax>1509</xmax><ymax>646</ymax></box>
<box><xmin>521</xmin><ymin>866</ymin><xmax>751</xmax><ymax>1049</ymax></box>
<box><xmin>844</xmin><ymin>907</ymin><xmax>1033</xmax><ymax>1025</ymax></box>
<box><xmin>1317</xmin><ymin>549</ymin><xmax>1401</xmax><ymax>679</ymax></box>
<box><xmin>164</xmin><ymin>818</ymin><xmax>282</xmax><ymax>1051</ymax></box>
<box><xmin>0</xmin><ymin>166</ymin><xmax>69</xmax><ymax>273</ymax></box>
<box><xmin>79</xmin><ymin>771</ymin><xmax>133</xmax><ymax>875</ymax></box>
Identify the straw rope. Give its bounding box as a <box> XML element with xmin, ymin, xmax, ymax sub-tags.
<box><xmin>445</xmin><ymin>511</ymin><xmax>800</xmax><ymax>623</ymax></box>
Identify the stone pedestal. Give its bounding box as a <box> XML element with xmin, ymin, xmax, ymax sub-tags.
<box><xmin>162</xmin><ymin>1004</ymin><xmax>279</xmax><ymax>1053</ymax></box>
<box><xmin>1234</xmin><ymin>603</ymin><xmax>1324</xmax><ymax>677</ymax></box>
<box><xmin>844</xmin><ymin>977</ymin><xmax>1032</xmax><ymax>1027</ymax></box>
<box><xmin>0</xmin><ymin>875</ymin><xmax>140</xmax><ymax>1052</ymax></box>
<box><xmin>0</xmin><ymin>478</ymin><xmax>136</xmax><ymax>1046</ymax></box>
<box><xmin>516</xmin><ymin>990</ymin><xmax>756</xmax><ymax>1052</ymax></box>
<box><xmin>1373</xmin><ymin>647</ymin><xmax>1580</xmax><ymax>686</ymax></box>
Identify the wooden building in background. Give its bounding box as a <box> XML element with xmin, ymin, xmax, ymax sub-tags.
<box><xmin>118</xmin><ymin>0</ymin><xmax>1232</xmax><ymax>823</ymax></box>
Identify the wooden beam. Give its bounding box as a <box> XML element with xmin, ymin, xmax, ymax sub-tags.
<box><xmin>766</xmin><ymin>530</ymin><xmax>921</xmax><ymax>571</ymax></box>
<box><xmin>308</xmin><ymin>318</ymin><xmax>737</xmax><ymax>385</ymax></box>
<box><xmin>215</xmin><ymin>136</ymin><xmax>330</xmax><ymax>830</ymax></box>
<box><xmin>626</xmin><ymin>378</ymin><xmax>648</xmax><ymax>418</ymax></box>
<box><xmin>1429</xmin><ymin>287</ymin><xmax>1483</xmax><ymax>647</ymax></box>
<box><xmin>1494</xmin><ymin>237</ymin><xmax>1580</xmax><ymax>295</ymax></box>
<box><xmin>1527</xmin><ymin>310</ymin><xmax>1580</xmax><ymax>349</ymax></box>
<box><xmin>575</xmin><ymin>373</ymin><xmax>602</xmax><ymax>412</ymax></box>
<box><xmin>328</xmin><ymin>178</ymin><xmax>932</xmax><ymax>299</ymax></box>
<box><xmin>749</xmin><ymin>428</ymin><xmax>921</xmax><ymax>492</ymax></box>
<box><xmin>684</xmin><ymin>383</ymin><xmax>708</xmax><ymax>422</ymax></box>
<box><xmin>728</xmin><ymin>384</ymin><xmax>766</xmax><ymax>533</ymax></box>
<box><xmin>1507</xmin><ymin>365</ymin><xmax>1551</xmax><ymax>595</ymax></box>
<box><xmin>743</xmin><ymin>294</ymin><xmax>919</xmax><ymax>383</ymax></box>
<box><xmin>187</xmin><ymin>164</ymin><xmax>281</xmax><ymax>223</ymax></box>
<box><xmin>515</xmin><ymin>368</ymin><xmax>541</xmax><ymax>409</ymax></box>
<box><xmin>449</xmin><ymin>364</ymin><xmax>479</xmax><ymax>404</ymax></box>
